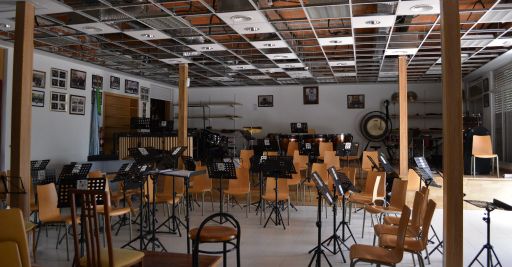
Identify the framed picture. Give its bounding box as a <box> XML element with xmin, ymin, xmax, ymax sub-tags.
<box><xmin>258</xmin><ymin>95</ymin><xmax>273</xmax><ymax>107</ymax></box>
<box><xmin>51</xmin><ymin>68</ymin><xmax>67</xmax><ymax>89</ymax></box>
<box><xmin>125</xmin><ymin>79</ymin><xmax>139</xmax><ymax>95</ymax></box>
<box><xmin>303</xmin><ymin>86</ymin><xmax>319</xmax><ymax>104</ymax></box>
<box><xmin>141</xmin><ymin>87</ymin><xmax>150</xmax><ymax>102</ymax></box>
<box><xmin>110</xmin><ymin>76</ymin><xmax>120</xmax><ymax>90</ymax></box>
<box><xmin>50</xmin><ymin>91</ymin><xmax>67</xmax><ymax>112</ymax></box>
<box><xmin>92</xmin><ymin>75</ymin><xmax>103</xmax><ymax>90</ymax></box>
<box><xmin>347</xmin><ymin>94</ymin><xmax>365</xmax><ymax>109</ymax></box>
<box><xmin>32</xmin><ymin>90</ymin><xmax>45</xmax><ymax>107</ymax></box>
<box><xmin>70</xmin><ymin>69</ymin><xmax>86</xmax><ymax>90</ymax></box>
<box><xmin>32</xmin><ymin>70</ymin><xmax>46</xmax><ymax>89</ymax></box>
<box><xmin>69</xmin><ymin>95</ymin><xmax>86</xmax><ymax>115</ymax></box>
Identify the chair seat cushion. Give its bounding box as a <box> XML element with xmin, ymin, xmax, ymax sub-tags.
<box><xmin>365</xmin><ymin>205</ymin><xmax>402</xmax><ymax>215</ymax></box>
<box><xmin>188</xmin><ymin>226</ymin><xmax>237</xmax><ymax>243</ymax></box>
<box><xmin>383</xmin><ymin>215</ymin><xmax>400</xmax><ymax>225</ymax></box>
<box><xmin>374</xmin><ymin>224</ymin><xmax>420</xmax><ymax>238</ymax></box>
<box><xmin>79</xmin><ymin>248</ymin><xmax>144</xmax><ymax>267</ymax></box>
<box><xmin>348</xmin><ymin>194</ymin><xmax>374</xmax><ymax>205</ymax></box>
<box><xmin>379</xmin><ymin>234</ymin><xmax>424</xmax><ymax>252</ymax></box>
<box><xmin>42</xmin><ymin>214</ymin><xmax>79</xmax><ymax>225</ymax></box>
<box><xmin>350</xmin><ymin>244</ymin><xmax>399</xmax><ymax>265</ymax></box>
<box><xmin>0</xmin><ymin>241</ymin><xmax>22</xmax><ymax>267</ymax></box>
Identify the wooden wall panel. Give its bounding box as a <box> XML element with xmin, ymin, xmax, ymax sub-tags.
<box><xmin>103</xmin><ymin>92</ymin><xmax>138</xmax><ymax>156</ymax></box>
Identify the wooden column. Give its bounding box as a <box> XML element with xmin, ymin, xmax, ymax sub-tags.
<box><xmin>398</xmin><ymin>56</ymin><xmax>408</xmax><ymax>178</ymax></box>
<box><xmin>10</xmin><ymin>2</ymin><xmax>35</xmax><ymax>216</ymax></box>
<box><xmin>178</xmin><ymin>64</ymin><xmax>188</xmax><ymax>148</ymax></box>
<box><xmin>441</xmin><ymin>1</ymin><xmax>464</xmax><ymax>266</ymax></box>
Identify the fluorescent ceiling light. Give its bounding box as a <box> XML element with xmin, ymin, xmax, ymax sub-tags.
<box><xmin>67</xmin><ymin>22</ymin><xmax>120</xmax><ymax>34</ymax></box>
<box><xmin>188</xmin><ymin>43</ymin><xmax>226</xmax><ymax>51</ymax></box>
<box><xmin>288</xmin><ymin>71</ymin><xmax>312</xmax><ymax>78</ymax></box>
<box><xmin>328</xmin><ymin>61</ymin><xmax>355</xmax><ymax>67</ymax></box>
<box><xmin>260</xmin><ymin>68</ymin><xmax>284</xmax><ymax>73</ymax></box>
<box><xmin>334</xmin><ymin>72</ymin><xmax>357</xmax><ymax>77</ymax></box>
<box><xmin>277</xmin><ymin>62</ymin><xmax>305</xmax><ymax>68</ymax></box>
<box><xmin>385</xmin><ymin>48</ymin><xmax>418</xmax><ymax>56</ymax></box>
<box><xmin>480</xmin><ymin>10</ymin><xmax>512</xmax><ymax>23</ymax></box>
<box><xmin>396</xmin><ymin>0</ymin><xmax>440</xmax><ymax>15</ymax></box>
<box><xmin>160</xmin><ymin>58</ymin><xmax>191</xmax><ymax>64</ymax></box>
<box><xmin>251</xmin><ymin>40</ymin><xmax>288</xmax><ymax>49</ymax></box>
<box><xmin>351</xmin><ymin>15</ymin><xmax>395</xmax><ymax>28</ymax></box>
<box><xmin>379</xmin><ymin>71</ymin><xmax>398</xmax><ymax>77</ymax></box>
<box><xmin>266</xmin><ymin>53</ymin><xmax>298</xmax><ymax>60</ymax></box>
<box><xmin>488</xmin><ymin>38</ymin><xmax>512</xmax><ymax>47</ymax></box>
<box><xmin>248</xmin><ymin>75</ymin><xmax>271</xmax><ymax>80</ymax></box>
<box><xmin>318</xmin><ymin>37</ymin><xmax>354</xmax><ymax>46</ymax></box>
<box><xmin>228</xmin><ymin>65</ymin><xmax>256</xmax><ymax>70</ymax></box>
<box><xmin>210</xmin><ymin>77</ymin><xmax>234</xmax><ymax>82</ymax></box>
<box><xmin>125</xmin><ymin>30</ymin><xmax>170</xmax><ymax>40</ymax></box>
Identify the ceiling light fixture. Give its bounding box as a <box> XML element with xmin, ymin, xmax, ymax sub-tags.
<box><xmin>285</xmin><ymin>65</ymin><xmax>294</xmax><ymax>68</ymax></box>
<box><xmin>329</xmin><ymin>40</ymin><xmax>345</xmax><ymax>44</ymax></box>
<box><xmin>410</xmin><ymin>4</ymin><xmax>434</xmax><ymax>12</ymax></box>
<box><xmin>82</xmin><ymin>26</ymin><xmax>102</xmax><ymax>32</ymax></box>
<box><xmin>273</xmin><ymin>55</ymin><xmax>288</xmax><ymax>59</ymax></box>
<box><xmin>141</xmin><ymin>33</ymin><xmax>155</xmax><ymax>38</ymax></box>
<box><xmin>230</xmin><ymin>15</ymin><xmax>252</xmax><ymax>23</ymax></box>
<box><xmin>201</xmin><ymin>46</ymin><xmax>214</xmax><ymax>50</ymax></box>
<box><xmin>244</xmin><ymin>26</ymin><xmax>260</xmax><ymax>32</ymax></box>
<box><xmin>365</xmin><ymin>20</ymin><xmax>381</xmax><ymax>25</ymax></box>
<box><xmin>263</xmin><ymin>43</ymin><xmax>276</xmax><ymax>47</ymax></box>
<box><xmin>183</xmin><ymin>51</ymin><xmax>201</xmax><ymax>57</ymax></box>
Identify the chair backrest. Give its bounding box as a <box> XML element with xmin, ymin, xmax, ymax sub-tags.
<box><xmin>311</xmin><ymin>163</ymin><xmax>329</xmax><ymax>184</ymax></box>
<box><xmin>264</xmin><ymin>151</ymin><xmax>279</xmax><ymax>156</ymax></box>
<box><xmin>472</xmin><ymin>135</ymin><xmax>494</xmax><ymax>155</ymax></box>
<box><xmin>239</xmin><ymin>150</ymin><xmax>254</xmax><ymax>169</ymax></box>
<box><xmin>190</xmin><ymin>165</ymin><xmax>212</xmax><ymax>191</ymax></box>
<box><xmin>419</xmin><ymin>200</ymin><xmax>437</xmax><ymax>248</ymax></box>
<box><xmin>71</xmin><ymin>190</ymin><xmax>113</xmax><ymax>267</ymax></box>
<box><xmin>148</xmin><ymin>175</ymin><xmax>184</xmax><ymax>202</ymax></box>
<box><xmin>410</xmin><ymin>191</ymin><xmax>425</xmax><ymax>231</ymax></box>
<box><xmin>88</xmin><ymin>170</ymin><xmax>104</xmax><ymax>179</ymax></box>
<box><xmin>37</xmin><ymin>183</ymin><xmax>61</xmax><ymax>223</ymax></box>
<box><xmin>388</xmin><ymin>179</ymin><xmax>408</xmax><ymax>209</ymax></box>
<box><xmin>350</xmin><ymin>142</ymin><xmax>360</xmax><ymax>157</ymax></box>
<box><xmin>231</xmin><ymin>168</ymin><xmax>250</xmax><ymax>191</ymax></box>
<box><xmin>319</xmin><ymin>142</ymin><xmax>333</xmax><ymax>158</ymax></box>
<box><xmin>323</xmin><ymin>150</ymin><xmax>340</xmax><ymax>170</ymax></box>
<box><xmin>362</xmin><ymin>151</ymin><xmax>379</xmax><ymax>172</ymax></box>
<box><xmin>289</xmin><ymin>161</ymin><xmax>303</xmax><ymax>185</ymax></box>
<box><xmin>419</xmin><ymin>187</ymin><xmax>430</xmax><ymax>226</ymax></box>
<box><xmin>0</xmin><ymin>208</ymin><xmax>31</xmax><ymax>267</ymax></box>
<box><xmin>287</xmin><ymin>141</ymin><xmax>299</xmax><ymax>156</ymax></box>
<box><xmin>265</xmin><ymin>177</ymin><xmax>289</xmax><ymax>196</ymax></box>
<box><xmin>340</xmin><ymin>167</ymin><xmax>357</xmax><ymax>186</ymax></box>
<box><xmin>406</xmin><ymin>168</ymin><xmax>421</xmax><ymax>190</ymax></box>
<box><xmin>364</xmin><ymin>171</ymin><xmax>386</xmax><ymax>198</ymax></box>
<box><xmin>293</xmin><ymin>150</ymin><xmax>308</xmax><ymax>169</ymax></box>
<box><xmin>389</xmin><ymin>205</ymin><xmax>411</xmax><ymax>262</ymax></box>
<box><xmin>371</xmin><ymin>176</ymin><xmax>381</xmax><ymax>202</ymax></box>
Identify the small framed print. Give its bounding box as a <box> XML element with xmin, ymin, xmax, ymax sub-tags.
<box><xmin>32</xmin><ymin>90</ymin><xmax>45</xmax><ymax>107</ymax></box>
<box><xmin>32</xmin><ymin>70</ymin><xmax>46</xmax><ymax>89</ymax></box>
<box><xmin>70</xmin><ymin>69</ymin><xmax>86</xmax><ymax>90</ymax></box>
<box><xmin>140</xmin><ymin>86</ymin><xmax>150</xmax><ymax>102</ymax></box>
<box><xmin>125</xmin><ymin>79</ymin><xmax>139</xmax><ymax>95</ymax></box>
<box><xmin>92</xmin><ymin>74</ymin><xmax>103</xmax><ymax>90</ymax></box>
<box><xmin>347</xmin><ymin>94</ymin><xmax>365</xmax><ymax>109</ymax></box>
<box><xmin>303</xmin><ymin>86</ymin><xmax>319</xmax><ymax>104</ymax></box>
<box><xmin>51</xmin><ymin>68</ymin><xmax>67</xmax><ymax>89</ymax></box>
<box><xmin>69</xmin><ymin>95</ymin><xmax>86</xmax><ymax>115</ymax></box>
<box><xmin>50</xmin><ymin>91</ymin><xmax>67</xmax><ymax>112</ymax></box>
<box><xmin>110</xmin><ymin>76</ymin><xmax>120</xmax><ymax>90</ymax></box>
<box><xmin>258</xmin><ymin>95</ymin><xmax>273</xmax><ymax>107</ymax></box>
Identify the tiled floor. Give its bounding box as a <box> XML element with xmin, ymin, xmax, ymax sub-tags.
<box><xmin>33</xmin><ymin>200</ymin><xmax>512</xmax><ymax>267</ymax></box>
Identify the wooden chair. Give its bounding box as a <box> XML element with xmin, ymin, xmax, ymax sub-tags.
<box><xmin>378</xmin><ymin>200</ymin><xmax>437</xmax><ymax>267</ymax></box>
<box><xmin>349</xmin><ymin>205</ymin><xmax>411</xmax><ymax>267</ymax></box>
<box><xmin>340</xmin><ymin>166</ymin><xmax>357</xmax><ymax>187</ymax></box>
<box><xmin>303</xmin><ymin>163</ymin><xmax>328</xmax><ymax>204</ymax></box>
<box><xmin>224</xmin><ymin>168</ymin><xmax>251</xmax><ymax>217</ymax></box>
<box><xmin>365</xmin><ymin>178</ymin><xmax>408</xmax><ymax>225</ymax></box>
<box><xmin>148</xmin><ymin>175</ymin><xmax>184</xmax><ymax>221</ymax></box>
<box><xmin>323</xmin><ymin>150</ymin><xmax>340</xmax><ymax>170</ymax></box>
<box><xmin>361</xmin><ymin>150</ymin><xmax>379</xmax><ymax>173</ymax></box>
<box><xmin>70</xmin><ymin>189</ymin><xmax>144</xmax><ymax>267</ymax></box>
<box><xmin>288</xmin><ymin>161</ymin><xmax>303</xmax><ymax>204</ymax></box>
<box><xmin>318</xmin><ymin>142</ymin><xmax>333</xmax><ymax>161</ymax></box>
<box><xmin>346</xmin><ymin>173</ymin><xmax>382</xmax><ymax>238</ymax></box>
<box><xmin>189</xmin><ymin>165</ymin><xmax>214</xmax><ymax>216</ymax></box>
<box><xmin>263</xmin><ymin>177</ymin><xmax>291</xmax><ymax>225</ymax></box>
<box><xmin>286</xmin><ymin>141</ymin><xmax>298</xmax><ymax>156</ymax></box>
<box><xmin>383</xmin><ymin>186</ymin><xmax>429</xmax><ymax>226</ymax></box>
<box><xmin>0</xmin><ymin>208</ymin><xmax>31</xmax><ymax>267</ymax></box>
<box><xmin>472</xmin><ymin>135</ymin><xmax>499</xmax><ymax>177</ymax></box>
<box><xmin>239</xmin><ymin>149</ymin><xmax>254</xmax><ymax>169</ymax></box>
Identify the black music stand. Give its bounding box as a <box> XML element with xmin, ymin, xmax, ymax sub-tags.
<box><xmin>257</xmin><ymin>138</ymin><xmax>280</xmax><ymax>154</ymax></box>
<box><xmin>207</xmin><ymin>161</ymin><xmax>237</xmax><ymax>218</ymax></box>
<box><xmin>261</xmin><ymin>156</ymin><xmax>295</xmax><ymax>230</ymax></box>
<box><xmin>156</xmin><ymin>146</ymin><xmax>188</xmax><ymax>170</ymax></box>
<box><xmin>31</xmin><ymin>159</ymin><xmax>50</xmax><ymax>181</ymax></box>
<box><xmin>0</xmin><ymin>174</ymin><xmax>26</xmax><ymax>208</ymax></box>
<box><xmin>291</xmin><ymin>122</ymin><xmax>308</xmax><ymax>133</ymax></box>
<box><xmin>466</xmin><ymin>199</ymin><xmax>512</xmax><ymax>267</ymax></box>
<box><xmin>378</xmin><ymin>152</ymin><xmax>399</xmax><ymax>198</ymax></box>
<box><xmin>250</xmin><ymin>154</ymin><xmax>268</xmax><ymax>224</ymax></box>
<box><xmin>336</xmin><ymin>142</ymin><xmax>352</xmax><ymax>168</ymax></box>
<box><xmin>59</xmin><ymin>163</ymin><xmax>93</xmax><ymax>182</ymax></box>
<box><xmin>308</xmin><ymin>171</ymin><xmax>334</xmax><ymax>267</ymax></box>
<box><xmin>129</xmin><ymin>147</ymin><xmax>161</xmax><ymax>166</ymax></box>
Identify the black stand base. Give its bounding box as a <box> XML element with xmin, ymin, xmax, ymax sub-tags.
<box><xmin>263</xmin><ymin>201</ymin><xmax>286</xmax><ymax>230</ymax></box>
<box><xmin>308</xmin><ymin>193</ymin><xmax>332</xmax><ymax>267</ymax></box>
<box><xmin>468</xmin><ymin>244</ymin><xmax>503</xmax><ymax>267</ymax></box>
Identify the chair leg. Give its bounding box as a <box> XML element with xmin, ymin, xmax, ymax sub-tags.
<box><xmin>236</xmin><ymin>240</ymin><xmax>241</xmax><ymax>267</ymax></box>
<box><xmin>417</xmin><ymin>252</ymin><xmax>425</xmax><ymax>267</ymax></box>
<box><xmin>287</xmin><ymin>200</ymin><xmax>290</xmax><ymax>225</ymax></box>
<box><xmin>497</xmin><ymin>156</ymin><xmax>500</xmax><ymax>177</ymax></box>
<box><xmin>210</xmin><ymin>191</ymin><xmax>214</xmax><ymax>211</ymax></box>
<box><xmin>128</xmin><ymin>212</ymin><xmax>132</xmax><ymax>241</ymax></box>
<box><xmin>472</xmin><ymin>156</ymin><xmax>475</xmax><ymax>177</ymax></box>
<box><xmin>361</xmin><ymin>208</ymin><xmax>366</xmax><ymax>238</ymax></box>
<box><xmin>223</xmin><ymin>242</ymin><xmax>227</xmax><ymax>267</ymax></box>
<box><xmin>65</xmin><ymin>225</ymin><xmax>69</xmax><ymax>261</ymax></box>
<box><xmin>246</xmin><ymin>194</ymin><xmax>249</xmax><ymax>218</ymax></box>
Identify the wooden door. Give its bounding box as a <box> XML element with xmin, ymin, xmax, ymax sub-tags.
<box><xmin>103</xmin><ymin>92</ymin><xmax>138</xmax><ymax>156</ymax></box>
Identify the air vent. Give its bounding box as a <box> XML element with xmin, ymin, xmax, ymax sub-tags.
<box><xmin>141</xmin><ymin>17</ymin><xmax>189</xmax><ymax>30</ymax></box>
<box><xmin>305</xmin><ymin>5</ymin><xmax>350</xmax><ymax>19</ymax></box>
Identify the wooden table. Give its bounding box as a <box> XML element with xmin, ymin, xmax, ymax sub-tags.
<box><xmin>143</xmin><ymin>251</ymin><xmax>221</xmax><ymax>267</ymax></box>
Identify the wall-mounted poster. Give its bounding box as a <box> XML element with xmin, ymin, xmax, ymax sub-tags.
<box><xmin>347</xmin><ymin>94</ymin><xmax>365</xmax><ymax>109</ymax></box>
<box><xmin>32</xmin><ymin>70</ymin><xmax>46</xmax><ymax>89</ymax></box>
<box><xmin>32</xmin><ymin>90</ymin><xmax>45</xmax><ymax>107</ymax></box>
<box><xmin>92</xmin><ymin>75</ymin><xmax>103</xmax><ymax>90</ymax></box>
<box><xmin>125</xmin><ymin>79</ymin><xmax>139</xmax><ymax>95</ymax></box>
<box><xmin>50</xmin><ymin>91</ymin><xmax>67</xmax><ymax>112</ymax></box>
<box><xmin>70</xmin><ymin>69</ymin><xmax>86</xmax><ymax>90</ymax></box>
<box><xmin>51</xmin><ymin>68</ymin><xmax>67</xmax><ymax>89</ymax></box>
<box><xmin>303</xmin><ymin>86</ymin><xmax>318</xmax><ymax>104</ymax></box>
<box><xmin>258</xmin><ymin>95</ymin><xmax>273</xmax><ymax>107</ymax></box>
<box><xmin>141</xmin><ymin>87</ymin><xmax>150</xmax><ymax>102</ymax></box>
<box><xmin>69</xmin><ymin>95</ymin><xmax>86</xmax><ymax>115</ymax></box>
<box><xmin>110</xmin><ymin>76</ymin><xmax>120</xmax><ymax>90</ymax></box>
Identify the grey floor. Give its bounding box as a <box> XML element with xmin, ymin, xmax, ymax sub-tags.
<box><xmin>34</xmin><ymin>201</ymin><xmax>512</xmax><ymax>267</ymax></box>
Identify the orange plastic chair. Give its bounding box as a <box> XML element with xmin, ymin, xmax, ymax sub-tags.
<box><xmin>472</xmin><ymin>135</ymin><xmax>499</xmax><ymax>177</ymax></box>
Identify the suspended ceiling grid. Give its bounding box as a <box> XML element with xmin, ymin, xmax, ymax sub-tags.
<box><xmin>0</xmin><ymin>0</ymin><xmax>511</xmax><ymax>87</ymax></box>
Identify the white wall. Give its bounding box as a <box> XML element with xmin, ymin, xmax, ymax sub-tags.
<box><xmin>188</xmin><ymin>82</ymin><xmax>442</xmax><ymax>143</ymax></box>
<box><xmin>0</xmin><ymin>41</ymin><xmax>176</xmax><ymax>170</ymax></box>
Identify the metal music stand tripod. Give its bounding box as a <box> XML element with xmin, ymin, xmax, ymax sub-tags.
<box><xmin>465</xmin><ymin>199</ymin><xmax>512</xmax><ymax>267</ymax></box>
<box><xmin>308</xmin><ymin>171</ymin><xmax>334</xmax><ymax>267</ymax></box>
<box><xmin>261</xmin><ymin>156</ymin><xmax>295</xmax><ymax>229</ymax></box>
<box><xmin>207</xmin><ymin>161</ymin><xmax>237</xmax><ymax>221</ymax></box>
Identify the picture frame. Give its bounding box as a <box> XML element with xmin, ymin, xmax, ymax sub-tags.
<box><xmin>140</xmin><ymin>86</ymin><xmax>150</xmax><ymax>102</ymax></box>
<box><xmin>110</xmin><ymin>76</ymin><xmax>120</xmax><ymax>90</ymax></box>
<box><xmin>347</xmin><ymin>94</ymin><xmax>365</xmax><ymax>109</ymax></box>
<box><xmin>303</xmin><ymin>86</ymin><xmax>319</xmax><ymax>104</ymax></box>
<box><xmin>258</xmin><ymin>95</ymin><xmax>273</xmax><ymax>107</ymax></box>
<box><xmin>50</xmin><ymin>91</ymin><xmax>67</xmax><ymax>112</ymax></box>
<box><xmin>125</xmin><ymin>79</ymin><xmax>139</xmax><ymax>95</ymax></box>
<box><xmin>69</xmin><ymin>94</ymin><xmax>86</xmax><ymax>115</ymax></box>
<box><xmin>51</xmin><ymin>68</ymin><xmax>67</xmax><ymax>89</ymax></box>
<box><xmin>32</xmin><ymin>70</ymin><xmax>46</xmax><ymax>89</ymax></box>
<box><xmin>70</xmin><ymin>69</ymin><xmax>86</xmax><ymax>90</ymax></box>
<box><xmin>32</xmin><ymin>90</ymin><xmax>45</xmax><ymax>107</ymax></box>
<box><xmin>92</xmin><ymin>74</ymin><xmax>103</xmax><ymax>90</ymax></box>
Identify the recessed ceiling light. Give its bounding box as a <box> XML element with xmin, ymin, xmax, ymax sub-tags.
<box><xmin>230</xmin><ymin>15</ymin><xmax>252</xmax><ymax>23</ymax></box>
<box><xmin>273</xmin><ymin>55</ymin><xmax>288</xmax><ymax>59</ymax></box>
<box><xmin>263</xmin><ymin>43</ymin><xmax>276</xmax><ymax>47</ymax></box>
<box><xmin>244</xmin><ymin>27</ymin><xmax>260</xmax><ymax>32</ymax></box>
<box><xmin>82</xmin><ymin>26</ymin><xmax>102</xmax><ymax>32</ymax></box>
<box><xmin>329</xmin><ymin>40</ymin><xmax>345</xmax><ymax>44</ymax></box>
<box><xmin>183</xmin><ymin>51</ymin><xmax>201</xmax><ymax>57</ymax></box>
<box><xmin>365</xmin><ymin>20</ymin><xmax>381</xmax><ymax>25</ymax></box>
<box><xmin>141</xmin><ymin>33</ymin><xmax>155</xmax><ymax>38</ymax></box>
<box><xmin>201</xmin><ymin>46</ymin><xmax>213</xmax><ymax>50</ymax></box>
<box><xmin>410</xmin><ymin>4</ymin><xmax>434</xmax><ymax>12</ymax></box>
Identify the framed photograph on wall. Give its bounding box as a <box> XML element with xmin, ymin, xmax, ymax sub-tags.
<box><xmin>32</xmin><ymin>70</ymin><xmax>46</xmax><ymax>89</ymax></box>
<box><xmin>32</xmin><ymin>90</ymin><xmax>45</xmax><ymax>107</ymax></box>
<box><xmin>70</xmin><ymin>69</ymin><xmax>86</xmax><ymax>90</ymax></box>
<box><xmin>69</xmin><ymin>95</ymin><xmax>86</xmax><ymax>115</ymax></box>
<box><xmin>258</xmin><ymin>95</ymin><xmax>273</xmax><ymax>107</ymax></box>
<box><xmin>92</xmin><ymin>74</ymin><xmax>103</xmax><ymax>90</ymax></box>
<box><xmin>347</xmin><ymin>94</ymin><xmax>365</xmax><ymax>109</ymax></box>
<box><xmin>125</xmin><ymin>79</ymin><xmax>139</xmax><ymax>95</ymax></box>
<box><xmin>141</xmin><ymin>87</ymin><xmax>150</xmax><ymax>102</ymax></box>
<box><xmin>50</xmin><ymin>91</ymin><xmax>67</xmax><ymax>112</ymax></box>
<box><xmin>303</xmin><ymin>86</ymin><xmax>319</xmax><ymax>104</ymax></box>
<box><xmin>110</xmin><ymin>76</ymin><xmax>120</xmax><ymax>90</ymax></box>
<box><xmin>51</xmin><ymin>68</ymin><xmax>67</xmax><ymax>89</ymax></box>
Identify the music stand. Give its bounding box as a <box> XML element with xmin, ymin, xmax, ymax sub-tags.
<box><xmin>300</xmin><ymin>141</ymin><xmax>319</xmax><ymax>174</ymax></box>
<box><xmin>0</xmin><ymin>174</ymin><xmax>26</xmax><ymax>208</ymax></box>
<box><xmin>250</xmin><ymin>154</ymin><xmax>269</xmax><ymax>224</ymax></box>
<box><xmin>378</xmin><ymin>152</ymin><xmax>399</xmax><ymax>198</ymax></box>
<box><xmin>308</xmin><ymin>171</ymin><xmax>333</xmax><ymax>267</ymax></box>
<box><xmin>257</xmin><ymin>138</ymin><xmax>280</xmax><ymax>154</ymax></box>
<box><xmin>129</xmin><ymin>147</ymin><xmax>161</xmax><ymax>166</ymax></box>
<box><xmin>465</xmin><ymin>199</ymin><xmax>512</xmax><ymax>267</ymax></box>
<box><xmin>156</xmin><ymin>146</ymin><xmax>188</xmax><ymax>170</ymax></box>
<box><xmin>291</xmin><ymin>122</ymin><xmax>308</xmax><ymax>133</ymax></box>
<box><xmin>336</xmin><ymin>142</ymin><xmax>352</xmax><ymax>168</ymax></box>
<box><xmin>207</xmin><ymin>161</ymin><xmax>237</xmax><ymax>217</ymax></box>
<box><xmin>60</xmin><ymin>163</ymin><xmax>93</xmax><ymax>181</ymax></box>
<box><xmin>261</xmin><ymin>156</ymin><xmax>295</xmax><ymax>229</ymax></box>
<box><xmin>31</xmin><ymin>159</ymin><xmax>50</xmax><ymax>182</ymax></box>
